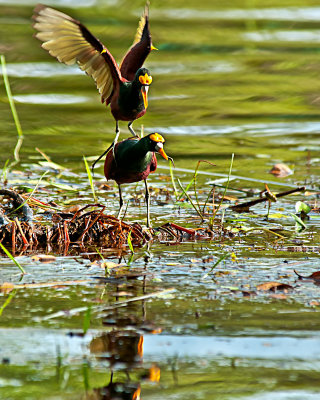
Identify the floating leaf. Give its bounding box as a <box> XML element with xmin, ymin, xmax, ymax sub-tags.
<box><xmin>0</xmin><ymin>282</ymin><xmax>15</xmax><ymax>294</ymax></box>
<box><xmin>31</xmin><ymin>254</ymin><xmax>56</xmax><ymax>263</ymax></box>
<box><xmin>63</xmin><ymin>205</ymin><xmax>82</xmax><ymax>213</ymax></box>
<box><xmin>100</xmin><ymin>261</ymin><xmax>122</xmax><ymax>270</ymax></box>
<box><xmin>109</xmin><ymin>291</ymin><xmax>133</xmax><ymax>297</ymax></box>
<box><xmin>269</xmin><ymin>163</ymin><xmax>293</xmax><ymax>177</ymax></box>
<box><xmin>269</xmin><ymin>293</ymin><xmax>287</xmax><ymax>300</ymax></box>
<box><xmin>268</xmin><ymin>213</ymin><xmax>288</xmax><ymax>219</ymax></box>
<box><xmin>257</xmin><ymin>281</ymin><xmax>293</xmax><ymax>292</ymax></box>
<box><xmin>38</xmin><ymin>161</ymin><xmax>65</xmax><ymax>171</ymax></box>
<box><xmin>36</xmin><ymin>147</ymin><xmax>66</xmax><ymax>171</ymax></box>
<box><xmin>242</xmin><ymin>290</ymin><xmax>256</xmax><ymax>297</ymax></box>
<box><xmin>221</xmin><ymin>285</ymin><xmax>239</xmax><ymax>291</ymax></box>
<box><xmin>50</xmin><ymin>182</ymin><xmax>78</xmax><ymax>191</ymax></box>
<box><xmin>295</xmin><ymin>201</ymin><xmax>311</xmax><ymax>214</ymax></box>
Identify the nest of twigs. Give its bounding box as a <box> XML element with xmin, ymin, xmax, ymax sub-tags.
<box><xmin>0</xmin><ymin>189</ymin><xmax>214</xmax><ymax>252</ymax></box>
<box><xmin>0</xmin><ymin>189</ymin><xmax>153</xmax><ymax>249</ymax></box>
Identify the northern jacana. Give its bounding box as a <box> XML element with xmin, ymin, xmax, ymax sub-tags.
<box><xmin>32</xmin><ymin>3</ymin><xmax>156</xmax><ymax>144</ymax></box>
<box><xmin>104</xmin><ymin>133</ymin><xmax>168</xmax><ymax>227</ymax></box>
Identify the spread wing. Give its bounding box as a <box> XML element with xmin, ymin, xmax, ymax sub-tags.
<box><xmin>32</xmin><ymin>4</ymin><xmax>123</xmax><ymax>104</ymax></box>
<box><xmin>120</xmin><ymin>3</ymin><xmax>153</xmax><ymax>81</ymax></box>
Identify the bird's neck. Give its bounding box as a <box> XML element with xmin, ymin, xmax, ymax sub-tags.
<box><xmin>132</xmin><ymin>137</ymin><xmax>152</xmax><ymax>158</ymax></box>
<box><xmin>120</xmin><ymin>138</ymin><xmax>153</xmax><ymax>172</ymax></box>
<box><xmin>119</xmin><ymin>81</ymin><xmax>143</xmax><ymax>110</ymax></box>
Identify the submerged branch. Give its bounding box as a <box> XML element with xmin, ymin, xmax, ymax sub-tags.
<box><xmin>230</xmin><ymin>186</ymin><xmax>305</xmax><ymax>212</ymax></box>
<box><xmin>37</xmin><ymin>288</ymin><xmax>176</xmax><ymax>321</ymax></box>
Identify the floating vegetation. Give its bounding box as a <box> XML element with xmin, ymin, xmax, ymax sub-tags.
<box><xmin>0</xmin><ymin>190</ymin><xmax>150</xmax><ymax>250</ymax></box>
<box><xmin>0</xmin><ymin>189</ymin><xmax>221</xmax><ymax>253</ymax></box>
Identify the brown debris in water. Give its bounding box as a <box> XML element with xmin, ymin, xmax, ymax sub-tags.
<box><xmin>0</xmin><ymin>189</ymin><xmax>223</xmax><ymax>252</ymax></box>
<box><xmin>0</xmin><ymin>209</ymin><xmax>150</xmax><ymax>248</ymax></box>
<box><xmin>0</xmin><ymin>190</ymin><xmax>151</xmax><ymax>250</ymax></box>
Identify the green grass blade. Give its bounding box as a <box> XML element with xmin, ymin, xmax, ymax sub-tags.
<box><xmin>82</xmin><ymin>361</ymin><xmax>90</xmax><ymax>391</ymax></box>
<box><xmin>83</xmin><ymin>305</ymin><xmax>92</xmax><ymax>335</ymax></box>
<box><xmin>127</xmin><ymin>230</ymin><xmax>134</xmax><ymax>254</ymax></box>
<box><xmin>1</xmin><ymin>55</ymin><xmax>23</xmax><ymax>138</ymax></box>
<box><xmin>83</xmin><ymin>155</ymin><xmax>97</xmax><ymax>202</ymax></box>
<box><xmin>202</xmin><ymin>186</ymin><xmax>214</xmax><ymax>215</ymax></box>
<box><xmin>0</xmin><ymin>242</ymin><xmax>26</xmax><ymax>274</ymax></box>
<box><xmin>289</xmin><ymin>212</ymin><xmax>307</xmax><ymax>231</ymax></box>
<box><xmin>1</xmin><ymin>159</ymin><xmax>10</xmax><ymax>183</ymax></box>
<box><xmin>169</xmin><ymin>159</ymin><xmax>179</xmax><ymax>200</ymax></box>
<box><xmin>210</xmin><ymin>153</ymin><xmax>234</xmax><ymax>226</ymax></box>
<box><xmin>177</xmin><ymin>178</ymin><xmax>204</xmax><ymax>220</ymax></box>
<box><xmin>193</xmin><ymin>162</ymin><xmax>202</xmax><ymax>215</ymax></box>
<box><xmin>202</xmin><ymin>253</ymin><xmax>230</xmax><ymax>279</ymax></box>
<box><xmin>0</xmin><ymin>290</ymin><xmax>17</xmax><ymax>317</ymax></box>
<box><xmin>10</xmin><ymin>170</ymin><xmax>48</xmax><ymax>215</ymax></box>
<box><xmin>192</xmin><ymin>160</ymin><xmax>216</xmax><ymax>216</ymax></box>
<box><xmin>177</xmin><ymin>176</ymin><xmax>194</xmax><ymax>201</ymax></box>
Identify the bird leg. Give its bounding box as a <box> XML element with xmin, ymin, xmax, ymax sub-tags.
<box><xmin>91</xmin><ymin>121</ymin><xmax>121</xmax><ymax>174</ymax></box>
<box><xmin>117</xmin><ymin>184</ymin><xmax>124</xmax><ymax>219</ymax></box>
<box><xmin>114</xmin><ymin>120</ymin><xmax>120</xmax><ymax>143</ymax></box>
<box><xmin>91</xmin><ymin>143</ymin><xmax>113</xmax><ymax>175</ymax></box>
<box><xmin>112</xmin><ymin>121</ymin><xmax>121</xmax><ymax>161</ymax></box>
<box><xmin>144</xmin><ymin>179</ymin><xmax>151</xmax><ymax>228</ymax></box>
<box><xmin>128</xmin><ymin>122</ymin><xmax>139</xmax><ymax>138</ymax></box>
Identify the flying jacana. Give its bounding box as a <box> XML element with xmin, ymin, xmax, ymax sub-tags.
<box><xmin>104</xmin><ymin>133</ymin><xmax>168</xmax><ymax>228</ymax></box>
<box><xmin>32</xmin><ymin>3</ymin><xmax>156</xmax><ymax>145</ymax></box>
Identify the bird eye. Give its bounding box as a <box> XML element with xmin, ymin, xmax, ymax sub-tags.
<box><xmin>155</xmin><ymin>142</ymin><xmax>163</xmax><ymax>151</ymax></box>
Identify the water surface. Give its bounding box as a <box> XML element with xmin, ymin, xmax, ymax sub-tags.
<box><xmin>1</xmin><ymin>1</ymin><xmax>320</xmax><ymax>399</ymax></box>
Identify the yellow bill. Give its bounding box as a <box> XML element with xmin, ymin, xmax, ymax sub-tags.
<box><xmin>141</xmin><ymin>85</ymin><xmax>149</xmax><ymax>109</ymax></box>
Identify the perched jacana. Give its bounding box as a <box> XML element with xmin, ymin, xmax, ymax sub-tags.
<box><xmin>32</xmin><ymin>3</ymin><xmax>156</xmax><ymax>144</ymax></box>
<box><xmin>104</xmin><ymin>133</ymin><xmax>168</xmax><ymax>227</ymax></box>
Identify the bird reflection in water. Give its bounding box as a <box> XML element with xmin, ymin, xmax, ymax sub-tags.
<box><xmin>86</xmin><ymin>330</ymin><xmax>143</xmax><ymax>400</ymax></box>
<box><xmin>84</xmin><ymin>268</ymin><xmax>161</xmax><ymax>399</ymax></box>
<box><xmin>85</xmin><ymin>380</ymin><xmax>141</xmax><ymax>400</ymax></box>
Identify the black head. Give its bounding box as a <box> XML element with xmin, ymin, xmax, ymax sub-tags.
<box><xmin>147</xmin><ymin>133</ymin><xmax>168</xmax><ymax>160</ymax></box>
<box><xmin>136</xmin><ymin>68</ymin><xmax>152</xmax><ymax>109</ymax></box>
<box><xmin>136</xmin><ymin>67</ymin><xmax>152</xmax><ymax>86</ymax></box>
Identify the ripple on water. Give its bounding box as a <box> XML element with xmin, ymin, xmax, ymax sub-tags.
<box><xmin>13</xmin><ymin>94</ymin><xmax>92</xmax><ymax>105</ymax></box>
<box><xmin>244</xmin><ymin>391</ymin><xmax>320</xmax><ymax>400</ymax></box>
<box><xmin>148</xmin><ymin>61</ymin><xmax>239</xmax><ymax>75</ymax></box>
<box><xmin>243</xmin><ymin>30</ymin><xmax>320</xmax><ymax>43</ymax></box>
<box><xmin>0</xmin><ymin>0</ymin><xmax>99</xmax><ymax>7</ymax></box>
<box><xmin>148</xmin><ymin>121</ymin><xmax>320</xmax><ymax>137</ymax></box>
<box><xmin>1</xmin><ymin>62</ymin><xmax>81</xmax><ymax>78</ymax></box>
<box><xmin>153</xmin><ymin>7</ymin><xmax>320</xmax><ymax>22</ymax></box>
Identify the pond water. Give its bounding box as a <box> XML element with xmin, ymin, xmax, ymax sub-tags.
<box><xmin>1</xmin><ymin>0</ymin><xmax>320</xmax><ymax>399</ymax></box>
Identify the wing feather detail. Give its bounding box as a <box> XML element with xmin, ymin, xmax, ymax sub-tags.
<box><xmin>120</xmin><ymin>3</ymin><xmax>153</xmax><ymax>81</ymax></box>
<box><xmin>133</xmin><ymin>4</ymin><xmax>148</xmax><ymax>45</ymax></box>
<box><xmin>33</xmin><ymin>4</ymin><xmax>122</xmax><ymax>104</ymax></box>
